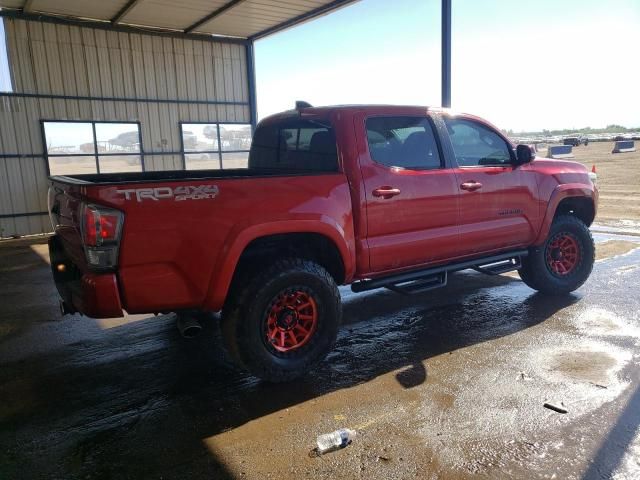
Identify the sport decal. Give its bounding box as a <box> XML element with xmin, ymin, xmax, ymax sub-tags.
<box><xmin>116</xmin><ymin>185</ymin><xmax>219</xmax><ymax>202</ymax></box>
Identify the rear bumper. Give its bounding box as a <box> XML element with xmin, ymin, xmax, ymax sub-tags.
<box><xmin>49</xmin><ymin>236</ymin><xmax>124</xmax><ymax>318</ymax></box>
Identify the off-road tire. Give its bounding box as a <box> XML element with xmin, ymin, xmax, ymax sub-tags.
<box><xmin>221</xmin><ymin>258</ymin><xmax>341</xmax><ymax>382</ymax></box>
<box><xmin>518</xmin><ymin>215</ymin><xmax>594</xmax><ymax>295</ymax></box>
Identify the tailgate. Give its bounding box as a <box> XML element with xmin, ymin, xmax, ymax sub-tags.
<box><xmin>48</xmin><ymin>177</ymin><xmax>126</xmax><ymax>318</ymax></box>
<box><xmin>48</xmin><ymin>178</ymin><xmax>91</xmax><ymax>270</ymax></box>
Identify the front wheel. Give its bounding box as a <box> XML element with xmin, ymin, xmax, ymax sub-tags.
<box><xmin>518</xmin><ymin>215</ymin><xmax>595</xmax><ymax>295</ymax></box>
<box><xmin>221</xmin><ymin>258</ymin><xmax>341</xmax><ymax>382</ymax></box>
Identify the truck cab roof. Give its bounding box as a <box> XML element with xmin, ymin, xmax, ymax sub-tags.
<box><xmin>259</xmin><ymin>104</ymin><xmax>504</xmax><ymax>143</ymax></box>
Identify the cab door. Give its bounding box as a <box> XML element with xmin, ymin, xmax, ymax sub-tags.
<box><xmin>356</xmin><ymin>113</ymin><xmax>460</xmax><ymax>274</ymax></box>
<box><xmin>440</xmin><ymin>116</ymin><xmax>539</xmax><ymax>256</ymax></box>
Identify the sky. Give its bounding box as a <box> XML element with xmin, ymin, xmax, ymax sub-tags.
<box><xmin>0</xmin><ymin>20</ymin><xmax>10</xmax><ymax>92</ymax></box>
<box><xmin>255</xmin><ymin>0</ymin><xmax>640</xmax><ymax>132</ymax></box>
<box><xmin>1</xmin><ymin>2</ymin><xmax>638</xmax><ymax>133</ymax></box>
<box><xmin>42</xmin><ymin>122</ymin><xmax>140</xmax><ymax>150</ymax></box>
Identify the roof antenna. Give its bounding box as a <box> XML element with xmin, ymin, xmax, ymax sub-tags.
<box><xmin>295</xmin><ymin>100</ymin><xmax>312</xmax><ymax>110</ymax></box>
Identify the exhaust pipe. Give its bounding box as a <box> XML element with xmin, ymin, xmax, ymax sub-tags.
<box><xmin>176</xmin><ymin>313</ymin><xmax>202</xmax><ymax>338</ymax></box>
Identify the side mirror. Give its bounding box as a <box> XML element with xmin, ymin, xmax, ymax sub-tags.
<box><xmin>515</xmin><ymin>144</ymin><xmax>533</xmax><ymax>165</ymax></box>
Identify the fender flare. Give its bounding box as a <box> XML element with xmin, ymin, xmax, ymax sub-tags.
<box><xmin>533</xmin><ymin>183</ymin><xmax>597</xmax><ymax>245</ymax></box>
<box><xmin>203</xmin><ymin>217</ymin><xmax>356</xmax><ymax>311</ymax></box>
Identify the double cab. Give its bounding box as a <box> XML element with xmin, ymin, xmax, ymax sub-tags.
<box><xmin>48</xmin><ymin>104</ymin><xmax>597</xmax><ymax>381</ymax></box>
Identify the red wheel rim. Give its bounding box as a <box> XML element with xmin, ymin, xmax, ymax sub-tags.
<box><xmin>545</xmin><ymin>232</ymin><xmax>580</xmax><ymax>276</ymax></box>
<box><xmin>264</xmin><ymin>289</ymin><xmax>318</xmax><ymax>353</ymax></box>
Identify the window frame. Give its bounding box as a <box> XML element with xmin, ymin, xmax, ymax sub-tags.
<box><xmin>41</xmin><ymin>119</ymin><xmax>144</xmax><ymax>175</ymax></box>
<box><xmin>364</xmin><ymin>115</ymin><xmax>445</xmax><ymax>171</ymax></box>
<box><xmin>443</xmin><ymin>117</ymin><xmax>515</xmax><ymax>168</ymax></box>
<box><xmin>179</xmin><ymin>121</ymin><xmax>252</xmax><ymax>170</ymax></box>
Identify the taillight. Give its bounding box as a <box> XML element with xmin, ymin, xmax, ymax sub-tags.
<box><xmin>81</xmin><ymin>204</ymin><xmax>124</xmax><ymax>270</ymax></box>
<box><xmin>83</xmin><ymin>205</ymin><xmax>121</xmax><ymax>246</ymax></box>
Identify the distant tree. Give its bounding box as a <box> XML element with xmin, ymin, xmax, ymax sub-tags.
<box><xmin>510</xmin><ymin>124</ymin><xmax>639</xmax><ymax>136</ymax></box>
<box><xmin>109</xmin><ymin>131</ymin><xmax>139</xmax><ymax>148</ymax></box>
<box><xmin>203</xmin><ymin>125</ymin><xmax>217</xmax><ymax>140</ymax></box>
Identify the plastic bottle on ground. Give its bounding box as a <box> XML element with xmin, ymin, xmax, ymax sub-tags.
<box><xmin>315</xmin><ymin>428</ymin><xmax>356</xmax><ymax>455</ymax></box>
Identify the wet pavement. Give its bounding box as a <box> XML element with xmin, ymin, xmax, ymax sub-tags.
<box><xmin>1</xmin><ymin>228</ymin><xmax>639</xmax><ymax>479</ymax></box>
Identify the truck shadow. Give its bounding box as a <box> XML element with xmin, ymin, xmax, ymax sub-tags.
<box><xmin>0</xmin><ymin>236</ymin><xmax>60</xmax><ymax>342</ymax></box>
<box><xmin>582</xmin><ymin>382</ymin><xmax>640</xmax><ymax>480</ymax></box>
<box><xmin>0</xmin><ymin>268</ymin><xmax>579</xmax><ymax>479</ymax></box>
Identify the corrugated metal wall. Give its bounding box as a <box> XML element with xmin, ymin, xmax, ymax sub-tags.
<box><xmin>0</xmin><ymin>17</ymin><xmax>250</xmax><ymax>238</ymax></box>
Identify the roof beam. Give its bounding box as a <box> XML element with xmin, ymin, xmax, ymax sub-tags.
<box><xmin>111</xmin><ymin>0</ymin><xmax>142</xmax><ymax>25</ymax></box>
<box><xmin>0</xmin><ymin>9</ymin><xmax>249</xmax><ymax>45</ymax></box>
<box><xmin>249</xmin><ymin>0</ymin><xmax>357</xmax><ymax>41</ymax></box>
<box><xmin>184</xmin><ymin>0</ymin><xmax>246</xmax><ymax>34</ymax></box>
<box><xmin>22</xmin><ymin>0</ymin><xmax>34</xmax><ymax>14</ymax></box>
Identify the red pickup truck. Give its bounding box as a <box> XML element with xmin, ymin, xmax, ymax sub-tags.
<box><xmin>48</xmin><ymin>105</ymin><xmax>597</xmax><ymax>381</ymax></box>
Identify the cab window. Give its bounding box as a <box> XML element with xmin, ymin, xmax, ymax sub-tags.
<box><xmin>444</xmin><ymin>118</ymin><xmax>513</xmax><ymax>167</ymax></box>
<box><xmin>366</xmin><ymin>116</ymin><xmax>442</xmax><ymax>170</ymax></box>
<box><xmin>249</xmin><ymin>119</ymin><xmax>338</xmax><ymax>172</ymax></box>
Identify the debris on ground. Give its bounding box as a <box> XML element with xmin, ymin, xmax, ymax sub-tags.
<box><xmin>313</xmin><ymin>428</ymin><xmax>357</xmax><ymax>456</ymax></box>
<box><xmin>518</xmin><ymin>371</ymin><xmax>534</xmax><ymax>381</ymax></box>
<box><xmin>544</xmin><ymin>402</ymin><xmax>568</xmax><ymax>414</ymax></box>
<box><xmin>589</xmin><ymin>382</ymin><xmax>608</xmax><ymax>389</ymax></box>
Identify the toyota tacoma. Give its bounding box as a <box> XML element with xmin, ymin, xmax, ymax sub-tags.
<box><xmin>48</xmin><ymin>104</ymin><xmax>597</xmax><ymax>381</ymax></box>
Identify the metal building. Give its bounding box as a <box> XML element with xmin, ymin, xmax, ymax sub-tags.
<box><xmin>0</xmin><ymin>0</ymin><xmax>452</xmax><ymax>239</ymax></box>
<box><xmin>0</xmin><ymin>0</ymin><xmax>359</xmax><ymax>237</ymax></box>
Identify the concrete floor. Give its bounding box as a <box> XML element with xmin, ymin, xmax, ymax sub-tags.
<box><xmin>0</xmin><ymin>229</ymin><xmax>639</xmax><ymax>479</ymax></box>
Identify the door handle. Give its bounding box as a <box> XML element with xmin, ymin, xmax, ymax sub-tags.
<box><xmin>460</xmin><ymin>181</ymin><xmax>482</xmax><ymax>191</ymax></box>
<box><xmin>372</xmin><ymin>187</ymin><xmax>401</xmax><ymax>199</ymax></box>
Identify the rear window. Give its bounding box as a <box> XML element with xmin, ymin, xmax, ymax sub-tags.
<box><xmin>248</xmin><ymin>119</ymin><xmax>338</xmax><ymax>172</ymax></box>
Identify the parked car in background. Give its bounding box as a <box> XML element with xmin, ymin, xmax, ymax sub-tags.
<box><xmin>563</xmin><ymin>136</ymin><xmax>588</xmax><ymax>147</ymax></box>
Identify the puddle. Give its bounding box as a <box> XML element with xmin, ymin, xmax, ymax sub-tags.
<box><xmin>616</xmin><ymin>264</ymin><xmax>639</xmax><ymax>275</ymax></box>
<box><xmin>546</xmin><ymin>350</ymin><xmax>617</xmax><ymax>385</ymax></box>
<box><xmin>596</xmin><ymin>240</ymin><xmax>640</xmax><ymax>262</ymax></box>
<box><xmin>413</xmin><ymin>334</ymin><xmax>632</xmax><ymax>476</ymax></box>
<box><xmin>573</xmin><ymin>307</ymin><xmax>640</xmax><ymax>339</ymax></box>
<box><xmin>593</xmin><ymin>220</ymin><xmax>640</xmax><ymax>236</ymax></box>
<box><xmin>533</xmin><ymin>340</ymin><xmax>632</xmax><ymax>401</ymax></box>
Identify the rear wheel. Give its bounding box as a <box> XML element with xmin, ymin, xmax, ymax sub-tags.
<box><xmin>221</xmin><ymin>258</ymin><xmax>341</xmax><ymax>382</ymax></box>
<box><xmin>518</xmin><ymin>215</ymin><xmax>594</xmax><ymax>295</ymax></box>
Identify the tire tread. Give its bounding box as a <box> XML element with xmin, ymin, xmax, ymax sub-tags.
<box><xmin>519</xmin><ymin>215</ymin><xmax>594</xmax><ymax>294</ymax></box>
<box><xmin>221</xmin><ymin>258</ymin><xmax>341</xmax><ymax>382</ymax></box>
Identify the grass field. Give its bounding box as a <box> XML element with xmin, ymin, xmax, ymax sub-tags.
<box><xmin>538</xmin><ymin>141</ymin><xmax>640</xmax><ymax>225</ymax></box>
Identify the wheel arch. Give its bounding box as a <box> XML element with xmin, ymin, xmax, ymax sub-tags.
<box><xmin>204</xmin><ymin>220</ymin><xmax>355</xmax><ymax>311</ymax></box>
<box><xmin>534</xmin><ymin>184</ymin><xmax>597</xmax><ymax>245</ymax></box>
<box><xmin>553</xmin><ymin>196</ymin><xmax>595</xmax><ymax>225</ymax></box>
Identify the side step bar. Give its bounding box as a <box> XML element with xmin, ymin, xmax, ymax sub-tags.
<box><xmin>351</xmin><ymin>249</ymin><xmax>528</xmax><ymax>294</ymax></box>
<box><xmin>385</xmin><ymin>271</ymin><xmax>448</xmax><ymax>295</ymax></box>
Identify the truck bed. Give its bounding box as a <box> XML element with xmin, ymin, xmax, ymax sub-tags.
<box><xmin>48</xmin><ymin>167</ymin><xmax>353</xmax><ymax>314</ymax></box>
<box><xmin>50</xmin><ymin>168</ymin><xmax>328</xmax><ymax>186</ymax></box>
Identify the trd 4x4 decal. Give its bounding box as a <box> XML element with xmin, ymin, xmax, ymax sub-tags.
<box><xmin>117</xmin><ymin>185</ymin><xmax>219</xmax><ymax>202</ymax></box>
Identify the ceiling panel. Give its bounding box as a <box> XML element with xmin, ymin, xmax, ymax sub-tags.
<box><xmin>27</xmin><ymin>0</ymin><xmax>127</xmax><ymax>21</ymax></box>
<box><xmin>0</xmin><ymin>0</ymin><xmax>358</xmax><ymax>39</ymax></box>
<box><xmin>0</xmin><ymin>0</ymin><xmax>26</xmax><ymax>8</ymax></box>
<box><xmin>121</xmin><ymin>0</ymin><xmax>229</xmax><ymax>30</ymax></box>
<box><xmin>194</xmin><ymin>0</ymin><xmax>344</xmax><ymax>37</ymax></box>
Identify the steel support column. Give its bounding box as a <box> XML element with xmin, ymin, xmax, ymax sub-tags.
<box><xmin>246</xmin><ymin>42</ymin><xmax>258</xmax><ymax>130</ymax></box>
<box><xmin>441</xmin><ymin>0</ymin><xmax>452</xmax><ymax>108</ymax></box>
